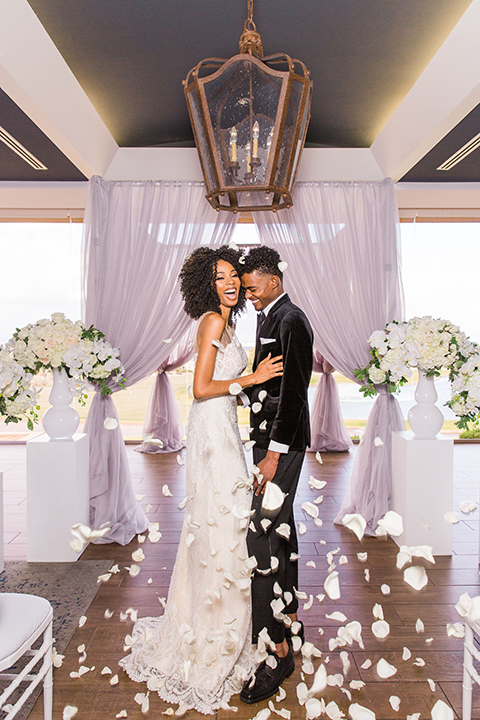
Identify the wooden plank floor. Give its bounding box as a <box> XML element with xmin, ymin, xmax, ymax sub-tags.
<box><xmin>2</xmin><ymin>444</ymin><xmax>480</xmax><ymax>719</ymax></box>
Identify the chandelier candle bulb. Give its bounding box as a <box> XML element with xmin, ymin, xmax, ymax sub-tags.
<box><xmin>230</xmin><ymin>127</ymin><xmax>237</xmax><ymax>162</ymax></box>
<box><xmin>252</xmin><ymin>121</ymin><xmax>259</xmax><ymax>157</ymax></box>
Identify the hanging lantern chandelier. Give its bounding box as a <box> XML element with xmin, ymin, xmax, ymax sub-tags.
<box><xmin>183</xmin><ymin>0</ymin><xmax>312</xmax><ymax>213</ymax></box>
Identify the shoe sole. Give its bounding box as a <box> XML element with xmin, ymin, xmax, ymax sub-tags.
<box><xmin>239</xmin><ymin>665</ymin><xmax>295</xmax><ymax>704</ymax></box>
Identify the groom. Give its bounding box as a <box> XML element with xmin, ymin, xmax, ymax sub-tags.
<box><xmin>239</xmin><ymin>245</ymin><xmax>314</xmax><ymax>703</ymax></box>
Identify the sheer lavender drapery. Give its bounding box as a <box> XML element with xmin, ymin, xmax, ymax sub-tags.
<box><xmin>253</xmin><ymin>179</ymin><xmax>405</xmax><ymax>533</ymax></box>
<box><xmin>309</xmin><ymin>350</ymin><xmax>352</xmax><ymax>452</ymax></box>
<box><xmin>82</xmin><ymin>177</ymin><xmax>237</xmax><ymax>544</ymax></box>
<box><xmin>135</xmin><ymin>330</ymin><xmax>195</xmax><ymax>454</ymax></box>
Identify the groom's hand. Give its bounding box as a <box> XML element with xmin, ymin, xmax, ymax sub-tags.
<box><xmin>254</xmin><ymin>450</ymin><xmax>280</xmax><ymax>495</ymax></box>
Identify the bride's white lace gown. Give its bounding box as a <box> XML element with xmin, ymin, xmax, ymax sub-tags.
<box><xmin>120</xmin><ymin>321</ymin><xmax>256</xmax><ymax>714</ymax></box>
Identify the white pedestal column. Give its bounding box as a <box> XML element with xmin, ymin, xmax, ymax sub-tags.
<box><xmin>391</xmin><ymin>430</ymin><xmax>454</xmax><ymax>555</ymax></box>
<box><xmin>0</xmin><ymin>471</ymin><xmax>4</xmax><ymax>573</ymax></box>
<box><xmin>27</xmin><ymin>434</ymin><xmax>89</xmax><ymax>562</ymax></box>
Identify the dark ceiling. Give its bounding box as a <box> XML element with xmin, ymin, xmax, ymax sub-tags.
<box><xmin>400</xmin><ymin>103</ymin><xmax>480</xmax><ymax>182</ymax></box>
<box><xmin>0</xmin><ymin>0</ymin><xmax>478</xmax><ymax>182</ymax></box>
<box><xmin>25</xmin><ymin>0</ymin><xmax>473</xmax><ymax>148</ymax></box>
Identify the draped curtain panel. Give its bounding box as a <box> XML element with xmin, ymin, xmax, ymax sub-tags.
<box><xmin>253</xmin><ymin>179</ymin><xmax>405</xmax><ymax>533</ymax></box>
<box><xmin>135</xmin><ymin>329</ymin><xmax>196</xmax><ymax>455</ymax></box>
<box><xmin>309</xmin><ymin>350</ymin><xmax>352</xmax><ymax>452</ymax></box>
<box><xmin>82</xmin><ymin>177</ymin><xmax>237</xmax><ymax>544</ymax></box>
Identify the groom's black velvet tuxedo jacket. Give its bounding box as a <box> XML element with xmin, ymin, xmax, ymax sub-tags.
<box><xmin>245</xmin><ymin>294</ymin><xmax>314</xmax><ymax>451</ymax></box>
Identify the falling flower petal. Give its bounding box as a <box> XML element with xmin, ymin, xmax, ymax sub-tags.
<box><xmin>372</xmin><ymin>620</ymin><xmax>390</xmax><ymax>639</ymax></box>
<box><xmin>446</xmin><ymin>622</ymin><xmax>464</xmax><ymax>638</ymax></box>
<box><xmin>69</xmin><ymin>538</ymin><xmax>84</xmax><ymax>553</ymax></box>
<box><xmin>315</xmin><ymin>451</ymin><xmax>323</xmax><ymax>464</ymax></box>
<box><xmin>304</xmin><ymin>595</ymin><xmax>314</xmax><ymax>610</ymax></box>
<box><xmin>229</xmin><ymin>382</ymin><xmax>242</xmax><ymax>395</ymax></box>
<box><xmin>357</xmin><ymin>552</ymin><xmax>368</xmax><ymax>562</ymax></box>
<box><xmin>342</xmin><ymin>513</ymin><xmax>367</xmax><ymax>541</ymax></box>
<box><xmin>110</xmin><ymin>674</ymin><xmax>119</xmax><ymax>685</ymax></box>
<box><xmin>52</xmin><ymin>648</ymin><xmax>65</xmax><ymax>667</ymax></box>
<box><xmin>259</xmin><ymin>420</ymin><xmax>268</xmax><ymax>431</ymax></box>
<box><xmin>245</xmin><ymin>440</ymin><xmax>256</xmax><ymax>451</ymax></box>
<box><xmin>444</xmin><ymin>511</ymin><xmax>460</xmax><ymax>524</ymax></box>
<box><xmin>431</xmin><ymin>700</ymin><xmax>454</xmax><ymax>720</ymax></box>
<box><xmin>415</xmin><ymin>618</ymin><xmax>425</xmax><ymax>633</ymax></box>
<box><xmin>324</xmin><ymin>571</ymin><xmax>341</xmax><ymax>600</ymax></box>
<box><xmin>104</xmin><ymin>609</ymin><xmax>114</xmax><ymax>619</ymax></box>
<box><xmin>162</xmin><ymin>484</ymin><xmax>174</xmax><ymax>497</ymax></box>
<box><xmin>104</xmin><ymin>417</ymin><xmax>118</xmax><ymax>430</ymax></box>
<box><xmin>276</xmin><ymin>523</ymin><xmax>291</xmax><ymax>539</ymax></box>
<box><xmin>101</xmin><ymin>666</ymin><xmax>112</xmax><ymax>675</ymax></box>
<box><xmin>116</xmin><ymin>713</ymin><xmax>128</xmax><ymax>718</ymax></box>
<box><xmin>428</xmin><ymin>678</ymin><xmax>436</xmax><ymax>692</ymax></box>
<box><xmin>276</xmin><ymin>687</ymin><xmax>286</xmax><ymax>702</ymax></box>
<box><xmin>407</xmin><ymin>715</ymin><xmax>421</xmax><ymax>720</ymax></box>
<box><xmin>261</xmin><ymin>482</ymin><xmax>286</xmax><ymax>518</ymax></box>
<box><xmin>402</xmin><ymin>647</ymin><xmax>412</xmax><ymax>660</ymax></box>
<box><xmin>302</xmin><ymin>501</ymin><xmax>319</xmax><ymax>519</ymax></box>
<box><xmin>349</xmin><ymin>704</ymin><xmax>376</xmax><ymax>720</ymax></box>
<box><xmin>164</xmin><ymin>337</ymin><xmax>173</xmax><ymax>344</ymax></box>
<box><xmin>376</xmin><ymin>658</ymin><xmax>397</xmax><ymax>678</ymax></box>
<box><xmin>78</xmin><ymin>615</ymin><xmax>87</xmax><ymax>627</ymax></box>
<box><xmin>377</xmin><ymin>510</ymin><xmax>404</xmax><ymax>537</ymax></box>
<box><xmin>132</xmin><ymin>548</ymin><xmax>145</xmax><ymax>562</ymax></box>
<box><xmin>258</xmin><ymin>390</ymin><xmax>267</xmax><ymax>402</ymax></box>
<box><xmin>306</xmin><ymin>561</ymin><xmax>316</xmax><ymax>569</ymax></box>
<box><xmin>361</xmin><ymin>659</ymin><xmax>372</xmax><ymax>669</ymax></box>
<box><xmin>381</xmin><ymin>584</ymin><xmax>390</xmax><ymax>595</ymax></box>
<box><xmin>278</xmin><ymin>261</ymin><xmax>288</xmax><ymax>273</ymax></box>
<box><xmin>389</xmin><ymin>696</ymin><xmax>400</xmax><ymax>712</ymax></box>
<box><xmin>350</xmin><ymin>681</ymin><xmax>365</xmax><ymax>690</ymax></box>
<box><xmin>326</xmin><ymin>611</ymin><xmax>348</xmax><ymax>623</ymax></box>
<box><xmin>252</xmin><ymin>402</ymin><xmax>262</xmax><ymax>414</ymax></box>
<box><xmin>460</xmin><ymin>500</ymin><xmax>478</xmax><ymax>513</ymax></box>
<box><xmin>63</xmin><ymin>706</ymin><xmax>78</xmax><ymax>720</ymax></box>
<box><xmin>364</xmin><ymin>569</ymin><xmax>370</xmax><ymax>582</ymax></box>
<box><xmin>176</xmin><ymin>455</ymin><xmax>185</xmax><ymax>466</ymax></box>
<box><xmin>306</xmin><ymin>698</ymin><xmax>322</xmax><ymax>719</ymax></box>
<box><xmin>298</xmin><ymin>521</ymin><xmax>307</xmax><ymax>535</ymax></box>
<box><xmin>309</xmin><ymin>475</ymin><xmax>327</xmax><ymax>490</ymax></box>
<box><xmin>374</xmin><ymin>437</ymin><xmax>384</xmax><ymax>447</ymax></box>
<box><xmin>404</xmin><ymin>566</ymin><xmax>428</xmax><ymax>590</ymax></box>
<box><xmin>413</xmin><ymin>658</ymin><xmax>425</xmax><ymax>667</ymax></box>
<box><xmin>372</xmin><ymin>604</ymin><xmax>384</xmax><ymax>620</ymax></box>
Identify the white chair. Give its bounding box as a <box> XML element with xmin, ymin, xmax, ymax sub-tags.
<box><xmin>463</xmin><ymin>617</ymin><xmax>480</xmax><ymax>720</ymax></box>
<box><xmin>0</xmin><ymin>593</ymin><xmax>53</xmax><ymax>720</ymax></box>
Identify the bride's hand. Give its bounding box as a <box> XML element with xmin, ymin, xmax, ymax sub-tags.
<box><xmin>252</xmin><ymin>353</ymin><xmax>283</xmax><ymax>384</ymax></box>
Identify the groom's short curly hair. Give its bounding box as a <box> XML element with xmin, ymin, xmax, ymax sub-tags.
<box><xmin>178</xmin><ymin>245</ymin><xmax>246</xmax><ymax>325</ymax></box>
<box><xmin>241</xmin><ymin>245</ymin><xmax>283</xmax><ymax>280</ymax></box>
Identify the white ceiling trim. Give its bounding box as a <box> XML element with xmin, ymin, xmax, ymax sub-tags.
<box><xmin>103</xmin><ymin>147</ymin><xmax>384</xmax><ymax>183</ymax></box>
<box><xmin>0</xmin><ymin>0</ymin><xmax>118</xmax><ymax>178</ymax></box>
<box><xmin>371</xmin><ymin>0</ymin><xmax>480</xmax><ymax>182</ymax></box>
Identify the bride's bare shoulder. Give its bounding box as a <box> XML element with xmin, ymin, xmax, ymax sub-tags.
<box><xmin>196</xmin><ymin>312</ymin><xmax>226</xmax><ymax>346</ymax></box>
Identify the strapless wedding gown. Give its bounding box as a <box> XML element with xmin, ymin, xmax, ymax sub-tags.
<box><xmin>120</xmin><ymin>326</ymin><xmax>256</xmax><ymax>714</ymax></box>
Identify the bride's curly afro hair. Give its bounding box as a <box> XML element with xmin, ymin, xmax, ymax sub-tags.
<box><xmin>178</xmin><ymin>245</ymin><xmax>247</xmax><ymax>325</ymax></box>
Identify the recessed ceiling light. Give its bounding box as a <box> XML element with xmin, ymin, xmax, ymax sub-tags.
<box><xmin>0</xmin><ymin>125</ymin><xmax>48</xmax><ymax>170</ymax></box>
<box><xmin>437</xmin><ymin>131</ymin><xmax>480</xmax><ymax>171</ymax></box>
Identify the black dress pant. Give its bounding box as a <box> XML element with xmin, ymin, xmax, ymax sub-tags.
<box><xmin>247</xmin><ymin>447</ymin><xmax>305</xmax><ymax>644</ymax></box>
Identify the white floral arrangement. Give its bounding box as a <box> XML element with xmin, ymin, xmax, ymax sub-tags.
<box><xmin>7</xmin><ymin>312</ymin><xmax>125</xmax><ymax>404</ymax></box>
<box><xmin>0</xmin><ymin>348</ymin><xmax>40</xmax><ymax>429</ymax></box>
<box><xmin>446</xmin><ymin>351</ymin><xmax>480</xmax><ymax>429</ymax></box>
<box><xmin>354</xmin><ymin>316</ymin><xmax>478</xmax><ymax>427</ymax></box>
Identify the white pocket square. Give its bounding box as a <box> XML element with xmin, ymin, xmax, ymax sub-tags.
<box><xmin>260</xmin><ymin>337</ymin><xmax>276</xmax><ymax>345</ymax></box>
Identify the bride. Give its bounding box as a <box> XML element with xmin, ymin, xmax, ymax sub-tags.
<box><xmin>120</xmin><ymin>245</ymin><xmax>283</xmax><ymax>714</ymax></box>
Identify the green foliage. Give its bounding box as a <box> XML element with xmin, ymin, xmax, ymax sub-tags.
<box><xmin>458</xmin><ymin>419</ymin><xmax>480</xmax><ymax>436</ymax></box>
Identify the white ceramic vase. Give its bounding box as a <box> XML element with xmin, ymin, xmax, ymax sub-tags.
<box><xmin>407</xmin><ymin>369</ymin><xmax>444</xmax><ymax>439</ymax></box>
<box><xmin>42</xmin><ymin>367</ymin><xmax>80</xmax><ymax>441</ymax></box>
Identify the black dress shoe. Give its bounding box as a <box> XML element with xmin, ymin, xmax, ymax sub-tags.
<box><xmin>240</xmin><ymin>645</ymin><xmax>295</xmax><ymax>704</ymax></box>
<box><xmin>285</xmin><ymin>620</ymin><xmax>305</xmax><ymax>651</ymax></box>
